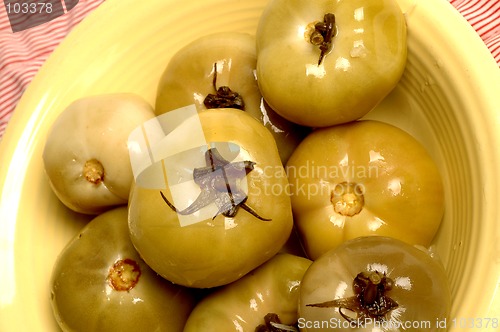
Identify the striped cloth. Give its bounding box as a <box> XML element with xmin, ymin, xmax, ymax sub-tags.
<box><xmin>0</xmin><ymin>0</ymin><xmax>499</xmax><ymax>140</ymax></box>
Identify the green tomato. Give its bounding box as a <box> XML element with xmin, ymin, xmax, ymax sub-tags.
<box><xmin>128</xmin><ymin>109</ymin><xmax>293</xmax><ymax>288</ymax></box>
<box><xmin>298</xmin><ymin>236</ymin><xmax>451</xmax><ymax>331</ymax></box>
<box><xmin>155</xmin><ymin>31</ymin><xmax>309</xmax><ymax>164</ymax></box>
<box><xmin>256</xmin><ymin>0</ymin><xmax>407</xmax><ymax>127</ymax></box>
<box><xmin>286</xmin><ymin>120</ymin><xmax>444</xmax><ymax>260</ymax></box>
<box><xmin>50</xmin><ymin>207</ymin><xmax>195</xmax><ymax>332</ymax></box>
<box><xmin>184</xmin><ymin>253</ymin><xmax>312</xmax><ymax>331</ymax></box>
<box><xmin>43</xmin><ymin>93</ymin><xmax>156</xmax><ymax>214</ymax></box>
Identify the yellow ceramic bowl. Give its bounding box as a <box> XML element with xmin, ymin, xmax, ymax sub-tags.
<box><xmin>0</xmin><ymin>0</ymin><xmax>499</xmax><ymax>330</ymax></box>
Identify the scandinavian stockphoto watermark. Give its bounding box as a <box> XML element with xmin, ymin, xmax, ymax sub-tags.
<box><xmin>127</xmin><ymin>105</ymin><xmax>252</xmax><ymax>227</ymax></box>
<box><xmin>248</xmin><ymin>161</ymin><xmax>379</xmax><ymax>200</ymax></box>
<box><xmin>4</xmin><ymin>0</ymin><xmax>79</xmax><ymax>32</ymax></box>
<box><xmin>127</xmin><ymin>105</ymin><xmax>379</xmax><ymax>226</ymax></box>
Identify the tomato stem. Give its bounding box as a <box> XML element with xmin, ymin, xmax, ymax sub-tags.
<box><xmin>203</xmin><ymin>62</ymin><xmax>245</xmax><ymax>110</ymax></box>
<box><xmin>160</xmin><ymin>147</ymin><xmax>271</xmax><ymax>221</ymax></box>
<box><xmin>307</xmin><ymin>271</ymin><xmax>398</xmax><ymax>326</ymax></box>
<box><xmin>308</xmin><ymin>13</ymin><xmax>336</xmax><ymax>65</ymax></box>
<box><xmin>107</xmin><ymin>258</ymin><xmax>141</xmax><ymax>291</ymax></box>
<box><xmin>83</xmin><ymin>158</ymin><xmax>105</xmax><ymax>184</ymax></box>
<box><xmin>255</xmin><ymin>313</ymin><xmax>299</xmax><ymax>332</ymax></box>
<box><xmin>330</xmin><ymin>182</ymin><xmax>364</xmax><ymax>216</ymax></box>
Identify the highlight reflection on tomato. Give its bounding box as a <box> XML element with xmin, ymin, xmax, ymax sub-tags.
<box><xmin>155</xmin><ymin>32</ymin><xmax>309</xmax><ymax>164</ymax></box>
<box><xmin>50</xmin><ymin>207</ymin><xmax>195</xmax><ymax>332</ymax></box>
<box><xmin>128</xmin><ymin>109</ymin><xmax>293</xmax><ymax>288</ymax></box>
<box><xmin>183</xmin><ymin>254</ymin><xmax>312</xmax><ymax>331</ymax></box>
<box><xmin>298</xmin><ymin>236</ymin><xmax>451</xmax><ymax>332</ymax></box>
<box><xmin>286</xmin><ymin>120</ymin><xmax>444</xmax><ymax>260</ymax></box>
<box><xmin>256</xmin><ymin>0</ymin><xmax>407</xmax><ymax>127</ymax></box>
<box><xmin>42</xmin><ymin>93</ymin><xmax>156</xmax><ymax>215</ymax></box>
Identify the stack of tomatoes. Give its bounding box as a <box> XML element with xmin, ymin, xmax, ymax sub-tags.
<box><xmin>44</xmin><ymin>0</ymin><xmax>451</xmax><ymax>331</ymax></box>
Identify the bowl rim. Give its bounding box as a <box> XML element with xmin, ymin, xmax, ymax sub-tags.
<box><xmin>0</xmin><ymin>0</ymin><xmax>499</xmax><ymax>330</ymax></box>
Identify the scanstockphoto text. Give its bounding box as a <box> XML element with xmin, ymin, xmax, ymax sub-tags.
<box><xmin>297</xmin><ymin>317</ymin><xmax>500</xmax><ymax>330</ymax></box>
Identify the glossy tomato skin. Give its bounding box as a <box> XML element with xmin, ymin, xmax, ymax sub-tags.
<box><xmin>155</xmin><ymin>32</ymin><xmax>260</xmax><ymax>115</ymax></box>
<box><xmin>42</xmin><ymin>93</ymin><xmax>156</xmax><ymax>215</ymax></box>
<box><xmin>298</xmin><ymin>236</ymin><xmax>451</xmax><ymax>332</ymax></box>
<box><xmin>286</xmin><ymin>120</ymin><xmax>444</xmax><ymax>260</ymax></box>
<box><xmin>128</xmin><ymin>109</ymin><xmax>293</xmax><ymax>288</ymax></box>
<box><xmin>155</xmin><ymin>32</ymin><xmax>309</xmax><ymax>164</ymax></box>
<box><xmin>184</xmin><ymin>253</ymin><xmax>312</xmax><ymax>331</ymax></box>
<box><xmin>50</xmin><ymin>207</ymin><xmax>195</xmax><ymax>332</ymax></box>
<box><xmin>256</xmin><ymin>0</ymin><xmax>407</xmax><ymax>127</ymax></box>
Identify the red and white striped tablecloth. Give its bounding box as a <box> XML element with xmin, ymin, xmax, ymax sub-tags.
<box><xmin>0</xmin><ymin>0</ymin><xmax>499</xmax><ymax>140</ymax></box>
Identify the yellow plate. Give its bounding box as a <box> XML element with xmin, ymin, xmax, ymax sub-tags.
<box><xmin>0</xmin><ymin>0</ymin><xmax>499</xmax><ymax>330</ymax></box>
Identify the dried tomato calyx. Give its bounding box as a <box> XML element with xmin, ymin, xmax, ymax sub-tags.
<box><xmin>308</xmin><ymin>13</ymin><xmax>336</xmax><ymax>65</ymax></box>
<box><xmin>307</xmin><ymin>271</ymin><xmax>398</xmax><ymax>326</ymax></box>
<box><xmin>107</xmin><ymin>258</ymin><xmax>141</xmax><ymax>291</ymax></box>
<box><xmin>204</xmin><ymin>86</ymin><xmax>245</xmax><ymax>110</ymax></box>
<box><xmin>161</xmin><ymin>147</ymin><xmax>271</xmax><ymax>221</ymax></box>
<box><xmin>203</xmin><ymin>62</ymin><xmax>245</xmax><ymax>110</ymax></box>
<box><xmin>255</xmin><ymin>313</ymin><xmax>299</xmax><ymax>332</ymax></box>
<box><xmin>330</xmin><ymin>182</ymin><xmax>364</xmax><ymax>216</ymax></box>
